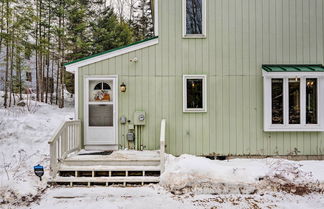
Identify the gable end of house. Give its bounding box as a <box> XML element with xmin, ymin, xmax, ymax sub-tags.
<box><xmin>65</xmin><ymin>36</ymin><xmax>159</xmax><ymax>73</ymax></box>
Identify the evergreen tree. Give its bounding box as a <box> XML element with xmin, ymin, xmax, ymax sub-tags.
<box><xmin>66</xmin><ymin>0</ymin><xmax>92</xmax><ymax>61</ymax></box>
<box><xmin>91</xmin><ymin>6</ymin><xmax>133</xmax><ymax>54</ymax></box>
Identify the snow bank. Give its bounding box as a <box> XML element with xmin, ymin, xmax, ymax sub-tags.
<box><xmin>160</xmin><ymin>154</ymin><xmax>324</xmax><ymax>195</ymax></box>
<box><xmin>0</xmin><ymin>93</ymin><xmax>73</xmax><ymax>206</ymax></box>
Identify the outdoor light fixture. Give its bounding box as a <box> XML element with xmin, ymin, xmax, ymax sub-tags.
<box><xmin>120</xmin><ymin>82</ymin><xmax>127</xmax><ymax>92</ymax></box>
<box><xmin>34</xmin><ymin>164</ymin><xmax>44</xmax><ymax>181</ymax></box>
<box><xmin>130</xmin><ymin>57</ymin><xmax>138</xmax><ymax>62</ymax></box>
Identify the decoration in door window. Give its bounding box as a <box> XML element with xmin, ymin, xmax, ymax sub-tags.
<box><xmin>89</xmin><ymin>80</ymin><xmax>113</xmax><ymax>102</ymax></box>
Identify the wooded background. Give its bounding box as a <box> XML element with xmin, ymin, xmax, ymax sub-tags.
<box><xmin>0</xmin><ymin>0</ymin><xmax>154</xmax><ymax>108</ymax></box>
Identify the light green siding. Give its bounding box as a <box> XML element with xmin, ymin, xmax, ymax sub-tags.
<box><xmin>77</xmin><ymin>0</ymin><xmax>324</xmax><ymax>156</ymax></box>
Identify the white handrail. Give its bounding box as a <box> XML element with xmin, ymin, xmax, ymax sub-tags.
<box><xmin>160</xmin><ymin>119</ymin><xmax>166</xmax><ymax>173</ymax></box>
<box><xmin>48</xmin><ymin>120</ymin><xmax>81</xmax><ymax>177</ymax></box>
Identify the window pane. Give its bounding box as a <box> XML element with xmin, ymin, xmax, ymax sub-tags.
<box><xmin>103</xmin><ymin>82</ymin><xmax>111</xmax><ymax>90</ymax></box>
<box><xmin>89</xmin><ymin>104</ymin><xmax>113</xmax><ymax>127</ymax></box>
<box><xmin>306</xmin><ymin>78</ymin><xmax>317</xmax><ymax>124</ymax></box>
<box><xmin>289</xmin><ymin>78</ymin><xmax>300</xmax><ymax>124</ymax></box>
<box><xmin>187</xmin><ymin>79</ymin><xmax>203</xmax><ymax>109</ymax></box>
<box><xmin>94</xmin><ymin>82</ymin><xmax>102</xmax><ymax>90</ymax></box>
<box><xmin>186</xmin><ymin>0</ymin><xmax>203</xmax><ymax>34</ymax></box>
<box><xmin>272</xmin><ymin>79</ymin><xmax>283</xmax><ymax>124</ymax></box>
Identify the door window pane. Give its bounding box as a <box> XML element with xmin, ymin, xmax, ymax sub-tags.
<box><xmin>272</xmin><ymin>79</ymin><xmax>283</xmax><ymax>124</ymax></box>
<box><xmin>89</xmin><ymin>104</ymin><xmax>113</xmax><ymax>127</ymax></box>
<box><xmin>186</xmin><ymin>78</ymin><xmax>203</xmax><ymax>109</ymax></box>
<box><xmin>186</xmin><ymin>0</ymin><xmax>203</xmax><ymax>34</ymax></box>
<box><xmin>289</xmin><ymin>78</ymin><xmax>300</xmax><ymax>124</ymax></box>
<box><xmin>306</xmin><ymin>78</ymin><xmax>317</xmax><ymax>124</ymax></box>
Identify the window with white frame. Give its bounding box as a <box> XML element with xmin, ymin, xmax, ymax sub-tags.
<box><xmin>263</xmin><ymin>69</ymin><xmax>324</xmax><ymax>132</ymax></box>
<box><xmin>183</xmin><ymin>0</ymin><xmax>206</xmax><ymax>37</ymax></box>
<box><xmin>183</xmin><ymin>75</ymin><xmax>207</xmax><ymax>112</ymax></box>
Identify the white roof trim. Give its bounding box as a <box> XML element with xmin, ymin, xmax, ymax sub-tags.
<box><xmin>262</xmin><ymin>70</ymin><xmax>324</xmax><ymax>78</ymax></box>
<box><xmin>65</xmin><ymin>38</ymin><xmax>159</xmax><ymax>73</ymax></box>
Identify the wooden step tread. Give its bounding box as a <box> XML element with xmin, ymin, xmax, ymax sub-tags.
<box><xmin>59</xmin><ymin>165</ymin><xmax>161</xmax><ymax>171</ymax></box>
<box><xmin>49</xmin><ymin>176</ymin><xmax>160</xmax><ymax>183</ymax></box>
<box><xmin>64</xmin><ymin>158</ymin><xmax>160</xmax><ymax>162</ymax></box>
<box><xmin>61</xmin><ymin>160</ymin><xmax>160</xmax><ymax>167</ymax></box>
<box><xmin>66</xmin><ymin>151</ymin><xmax>160</xmax><ymax>162</ymax></box>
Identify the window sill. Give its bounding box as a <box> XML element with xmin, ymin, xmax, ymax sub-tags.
<box><xmin>264</xmin><ymin>125</ymin><xmax>324</xmax><ymax>132</ymax></box>
<box><xmin>183</xmin><ymin>109</ymin><xmax>207</xmax><ymax>113</ymax></box>
<box><xmin>182</xmin><ymin>34</ymin><xmax>207</xmax><ymax>39</ymax></box>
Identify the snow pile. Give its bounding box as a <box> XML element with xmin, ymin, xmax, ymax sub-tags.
<box><xmin>262</xmin><ymin>159</ymin><xmax>322</xmax><ymax>195</ymax></box>
<box><xmin>160</xmin><ymin>155</ymin><xmax>324</xmax><ymax>195</ymax></box>
<box><xmin>0</xmin><ymin>94</ymin><xmax>73</xmax><ymax>206</ymax></box>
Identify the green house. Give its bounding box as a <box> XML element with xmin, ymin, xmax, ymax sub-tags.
<box><xmin>64</xmin><ymin>0</ymin><xmax>324</xmax><ymax>157</ymax></box>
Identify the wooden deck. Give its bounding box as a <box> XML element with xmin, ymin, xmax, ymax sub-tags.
<box><xmin>48</xmin><ymin>120</ymin><xmax>166</xmax><ymax>186</ymax></box>
<box><xmin>66</xmin><ymin>150</ymin><xmax>160</xmax><ymax>163</ymax></box>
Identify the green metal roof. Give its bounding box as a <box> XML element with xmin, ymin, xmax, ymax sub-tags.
<box><xmin>262</xmin><ymin>64</ymin><xmax>324</xmax><ymax>72</ymax></box>
<box><xmin>64</xmin><ymin>36</ymin><xmax>158</xmax><ymax>66</ymax></box>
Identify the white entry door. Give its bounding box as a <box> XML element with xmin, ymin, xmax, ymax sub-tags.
<box><xmin>84</xmin><ymin>76</ymin><xmax>118</xmax><ymax>150</ymax></box>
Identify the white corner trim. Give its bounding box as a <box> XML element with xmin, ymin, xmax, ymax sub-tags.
<box><xmin>65</xmin><ymin>38</ymin><xmax>159</xmax><ymax>73</ymax></box>
<box><xmin>183</xmin><ymin>75</ymin><xmax>207</xmax><ymax>113</ymax></box>
<box><xmin>154</xmin><ymin>0</ymin><xmax>159</xmax><ymax>36</ymax></box>
<box><xmin>182</xmin><ymin>0</ymin><xmax>207</xmax><ymax>38</ymax></box>
<box><xmin>74</xmin><ymin>69</ymin><xmax>79</xmax><ymax>119</ymax></box>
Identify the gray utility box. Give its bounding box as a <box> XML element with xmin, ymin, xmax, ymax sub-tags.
<box><xmin>127</xmin><ymin>132</ymin><xmax>135</xmax><ymax>141</ymax></box>
<box><xmin>134</xmin><ymin>111</ymin><xmax>146</xmax><ymax>125</ymax></box>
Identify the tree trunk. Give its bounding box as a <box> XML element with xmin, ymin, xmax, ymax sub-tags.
<box><xmin>39</xmin><ymin>0</ymin><xmax>44</xmax><ymax>102</ymax></box>
<box><xmin>3</xmin><ymin>0</ymin><xmax>10</xmax><ymax>108</ymax></box>
<box><xmin>55</xmin><ymin>59</ymin><xmax>59</xmax><ymax>105</ymax></box>
<box><xmin>9</xmin><ymin>30</ymin><xmax>14</xmax><ymax>107</ymax></box>
<box><xmin>35</xmin><ymin>0</ymin><xmax>39</xmax><ymax>101</ymax></box>
<box><xmin>45</xmin><ymin>0</ymin><xmax>51</xmax><ymax>104</ymax></box>
<box><xmin>50</xmin><ymin>53</ymin><xmax>54</xmax><ymax>104</ymax></box>
<box><xmin>60</xmin><ymin>0</ymin><xmax>65</xmax><ymax>108</ymax></box>
<box><xmin>0</xmin><ymin>1</ymin><xmax>5</xmax><ymax>52</ymax></box>
<box><xmin>18</xmin><ymin>56</ymin><xmax>22</xmax><ymax>100</ymax></box>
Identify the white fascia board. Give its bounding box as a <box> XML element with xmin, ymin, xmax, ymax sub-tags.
<box><xmin>262</xmin><ymin>70</ymin><xmax>324</xmax><ymax>78</ymax></box>
<box><xmin>65</xmin><ymin>38</ymin><xmax>159</xmax><ymax>74</ymax></box>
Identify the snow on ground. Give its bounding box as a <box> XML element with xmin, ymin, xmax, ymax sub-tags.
<box><xmin>0</xmin><ymin>91</ymin><xmax>324</xmax><ymax>209</ymax></box>
<box><xmin>160</xmin><ymin>155</ymin><xmax>324</xmax><ymax>195</ymax></box>
<box><xmin>0</xmin><ymin>92</ymin><xmax>74</xmax><ymax>206</ymax></box>
<box><xmin>16</xmin><ymin>185</ymin><xmax>324</xmax><ymax>209</ymax></box>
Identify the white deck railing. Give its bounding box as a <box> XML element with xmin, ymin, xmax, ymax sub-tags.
<box><xmin>160</xmin><ymin>119</ymin><xmax>166</xmax><ymax>173</ymax></box>
<box><xmin>48</xmin><ymin>120</ymin><xmax>81</xmax><ymax>176</ymax></box>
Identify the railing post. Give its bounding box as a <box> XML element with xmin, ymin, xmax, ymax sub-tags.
<box><xmin>160</xmin><ymin>119</ymin><xmax>166</xmax><ymax>173</ymax></box>
<box><xmin>63</xmin><ymin>125</ymin><xmax>67</xmax><ymax>156</ymax></box>
<box><xmin>78</xmin><ymin>121</ymin><xmax>82</xmax><ymax>149</ymax></box>
<box><xmin>49</xmin><ymin>141</ymin><xmax>55</xmax><ymax>177</ymax></box>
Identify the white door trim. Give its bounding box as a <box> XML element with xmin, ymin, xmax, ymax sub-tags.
<box><xmin>83</xmin><ymin>75</ymin><xmax>118</xmax><ymax>149</ymax></box>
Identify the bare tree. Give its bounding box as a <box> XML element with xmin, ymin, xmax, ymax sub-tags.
<box><xmin>115</xmin><ymin>0</ymin><xmax>125</xmax><ymax>21</ymax></box>
<box><xmin>127</xmin><ymin>0</ymin><xmax>138</xmax><ymax>22</ymax></box>
<box><xmin>0</xmin><ymin>1</ymin><xmax>4</xmax><ymax>52</ymax></box>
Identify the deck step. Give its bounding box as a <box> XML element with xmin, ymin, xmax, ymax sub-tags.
<box><xmin>49</xmin><ymin>176</ymin><xmax>160</xmax><ymax>186</ymax></box>
<box><xmin>51</xmin><ymin>151</ymin><xmax>162</xmax><ymax>186</ymax></box>
<box><xmin>59</xmin><ymin>165</ymin><xmax>161</xmax><ymax>171</ymax></box>
<box><xmin>62</xmin><ymin>159</ymin><xmax>161</xmax><ymax>167</ymax></box>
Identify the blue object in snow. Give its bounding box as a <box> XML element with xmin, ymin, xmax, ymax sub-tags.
<box><xmin>34</xmin><ymin>164</ymin><xmax>44</xmax><ymax>181</ymax></box>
